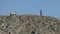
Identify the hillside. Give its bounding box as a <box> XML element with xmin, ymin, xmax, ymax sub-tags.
<box><xmin>0</xmin><ymin>15</ymin><xmax>60</xmax><ymax>34</ymax></box>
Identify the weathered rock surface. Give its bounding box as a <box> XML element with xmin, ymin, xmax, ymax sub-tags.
<box><xmin>0</xmin><ymin>15</ymin><xmax>60</xmax><ymax>34</ymax></box>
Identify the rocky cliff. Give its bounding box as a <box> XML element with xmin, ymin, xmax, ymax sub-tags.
<box><xmin>0</xmin><ymin>15</ymin><xmax>60</xmax><ymax>34</ymax></box>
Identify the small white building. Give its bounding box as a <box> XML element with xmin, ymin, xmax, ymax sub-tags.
<box><xmin>10</xmin><ymin>11</ymin><xmax>16</xmax><ymax>17</ymax></box>
<box><xmin>10</xmin><ymin>11</ymin><xmax>16</xmax><ymax>15</ymax></box>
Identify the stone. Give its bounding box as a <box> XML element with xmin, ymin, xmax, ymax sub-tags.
<box><xmin>0</xmin><ymin>15</ymin><xmax>60</xmax><ymax>34</ymax></box>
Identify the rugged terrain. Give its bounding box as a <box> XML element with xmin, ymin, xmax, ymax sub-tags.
<box><xmin>0</xmin><ymin>15</ymin><xmax>60</xmax><ymax>34</ymax></box>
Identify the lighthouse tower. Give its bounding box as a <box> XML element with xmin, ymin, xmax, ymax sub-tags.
<box><xmin>40</xmin><ymin>9</ymin><xmax>42</xmax><ymax>16</ymax></box>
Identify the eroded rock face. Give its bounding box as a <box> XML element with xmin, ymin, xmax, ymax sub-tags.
<box><xmin>0</xmin><ymin>15</ymin><xmax>60</xmax><ymax>34</ymax></box>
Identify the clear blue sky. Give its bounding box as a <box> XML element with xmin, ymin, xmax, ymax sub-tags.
<box><xmin>0</xmin><ymin>0</ymin><xmax>60</xmax><ymax>19</ymax></box>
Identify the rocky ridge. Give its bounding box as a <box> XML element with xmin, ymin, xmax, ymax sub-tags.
<box><xmin>0</xmin><ymin>15</ymin><xmax>60</xmax><ymax>34</ymax></box>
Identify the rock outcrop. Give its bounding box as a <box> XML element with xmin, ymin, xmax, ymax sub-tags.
<box><xmin>0</xmin><ymin>14</ymin><xmax>60</xmax><ymax>34</ymax></box>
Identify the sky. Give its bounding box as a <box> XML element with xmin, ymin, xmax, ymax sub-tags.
<box><xmin>0</xmin><ymin>0</ymin><xmax>60</xmax><ymax>19</ymax></box>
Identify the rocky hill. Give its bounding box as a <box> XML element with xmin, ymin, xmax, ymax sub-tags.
<box><xmin>0</xmin><ymin>14</ymin><xmax>60</xmax><ymax>34</ymax></box>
